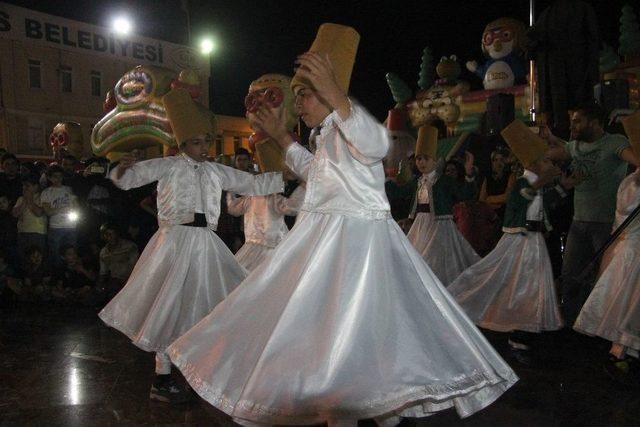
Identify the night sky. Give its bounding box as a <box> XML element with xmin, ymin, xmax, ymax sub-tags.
<box><xmin>4</xmin><ymin>0</ymin><xmax>632</xmax><ymax>120</ymax></box>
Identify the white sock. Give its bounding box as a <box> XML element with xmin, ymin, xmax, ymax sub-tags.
<box><xmin>374</xmin><ymin>415</ymin><xmax>401</xmax><ymax>427</ymax></box>
<box><xmin>155</xmin><ymin>352</ymin><xmax>171</xmax><ymax>375</ymax></box>
<box><xmin>232</xmin><ymin>418</ymin><xmax>271</xmax><ymax>427</ymax></box>
<box><xmin>327</xmin><ymin>420</ymin><xmax>358</xmax><ymax>427</ymax></box>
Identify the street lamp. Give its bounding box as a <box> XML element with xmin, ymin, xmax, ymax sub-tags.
<box><xmin>113</xmin><ymin>16</ymin><xmax>132</xmax><ymax>35</ymax></box>
<box><xmin>200</xmin><ymin>38</ymin><xmax>216</xmax><ymax>55</ymax></box>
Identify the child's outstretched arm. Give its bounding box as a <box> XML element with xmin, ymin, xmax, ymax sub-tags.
<box><xmin>214</xmin><ymin>164</ymin><xmax>284</xmax><ymax>196</ymax></box>
<box><xmin>110</xmin><ymin>153</ymin><xmax>171</xmax><ymax>190</ymax></box>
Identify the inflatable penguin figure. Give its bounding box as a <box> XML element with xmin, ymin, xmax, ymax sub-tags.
<box><xmin>466</xmin><ymin>18</ymin><xmax>527</xmax><ymax>90</ymax></box>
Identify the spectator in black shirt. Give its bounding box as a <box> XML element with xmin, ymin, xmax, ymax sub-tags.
<box><xmin>52</xmin><ymin>244</ymin><xmax>97</xmax><ymax>305</ymax></box>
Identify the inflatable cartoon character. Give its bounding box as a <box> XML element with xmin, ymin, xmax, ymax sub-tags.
<box><xmin>50</xmin><ymin>122</ymin><xmax>84</xmax><ymax>160</ymax></box>
<box><xmin>465</xmin><ymin>18</ymin><xmax>527</xmax><ymax>90</ymax></box>
<box><xmin>409</xmin><ymin>55</ymin><xmax>469</xmax><ymax>134</ymax></box>
<box><xmin>91</xmin><ymin>65</ymin><xmax>214</xmax><ymax>161</ymax></box>
<box><xmin>245</xmin><ymin>74</ymin><xmax>297</xmax><ymax>172</ymax></box>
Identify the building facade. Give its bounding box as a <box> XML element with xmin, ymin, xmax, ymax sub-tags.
<box><xmin>0</xmin><ymin>2</ymin><xmax>252</xmax><ymax>160</ymax></box>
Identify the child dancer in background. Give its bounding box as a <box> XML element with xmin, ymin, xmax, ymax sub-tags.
<box><xmin>227</xmin><ymin>169</ymin><xmax>304</xmax><ymax>271</ymax></box>
<box><xmin>405</xmin><ymin>126</ymin><xmax>480</xmax><ymax>286</ymax></box>
<box><xmin>448</xmin><ymin>120</ymin><xmax>564</xmax><ymax>361</ymax></box>
<box><xmin>227</xmin><ymin>74</ymin><xmax>306</xmax><ymax>271</ymax></box>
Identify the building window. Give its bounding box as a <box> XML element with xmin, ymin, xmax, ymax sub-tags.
<box><xmin>60</xmin><ymin>65</ymin><xmax>72</xmax><ymax>93</ymax></box>
<box><xmin>28</xmin><ymin>59</ymin><xmax>41</xmax><ymax>89</ymax></box>
<box><xmin>215</xmin><ymin>135</ymin><xmax>223</xmax><ymax>156</ymax></box>
<box><xmin>233</xmin><ymin>136</ymin><xmax>241</xmax><ymax>151</ymax></box>
<box><xmin>90</xmin><ymin>70</ymin><xmax>101</xmax><ymax>97</ymax></box>
<box><xmin>26</xmin><ymin>118</ymin><xmax>45</xmax><ymax>153</ymax></box>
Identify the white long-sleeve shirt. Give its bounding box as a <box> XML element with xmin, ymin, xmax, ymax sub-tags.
<box><xmin>110</xmin><ymin>153</ymin><xmax>284</xmax><ymax>230</ymax></box>
<box><xmin>285</xmin><ymin>100</ymin><xmax>391</xmax><ymax>220</ymax></box>
<box><xmin>227</xmin><ymin>186</ymin><xmax>305</xmax><ymax>248</ymax></box>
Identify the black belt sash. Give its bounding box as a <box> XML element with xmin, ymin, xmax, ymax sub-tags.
<box><xmin>525</xmin><ymin>220</ymin><xmax>545</xmax><ymax>233</ymax></box>
<box><xmin>416</xmin><ymin>203</ymin><xmax>431</xmax><ymax>213</ymax></box>
<box><xmin>182</xmin><ymin>213</ymin><xmax>207</xmax><ymax>227</ymax></box>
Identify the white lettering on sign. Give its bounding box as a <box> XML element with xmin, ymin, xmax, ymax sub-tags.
<box><xmin>0</xmin><ymin>2</ymin><xmax>208</xmax><ymax>76</ymax></box>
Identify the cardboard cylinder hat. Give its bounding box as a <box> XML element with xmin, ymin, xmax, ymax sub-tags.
<box><xmin>246</xmin><ymin>74</ymin><xmax>297</xmax><ymax>172</ymax></box>
<box><xmin>621</xmin><ymin>110</ymin><xmax>640</xmax><ymax>161</ymax></box>
<box><xmin>163</xmin><ymin>88</ymin><xmax>214</xmax><ymax>145</ymax></box>
<box><xmin>415</xmin><ymin>125</ymin><xmax>439</xmax><ymax>159</ymax></box>
<box><xmin>290</xmin><ymin>23</ymin><xmax>360</xmax><ymax>94</ymax></box>
<box><xmin>500</xmin><ymin>119</ymin><xmax>549</xmax><ymax>168</ymax></box>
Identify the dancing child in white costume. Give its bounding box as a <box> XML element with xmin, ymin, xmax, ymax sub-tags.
<box><xmin>98</xmin><ymin>89</ymin><xmax>284</xmax><ymax>403</ymax></box>
<box><xmin>168</xmin><ymin>24</ymin><xmax>517</xmax><ymax>426</ymax></box>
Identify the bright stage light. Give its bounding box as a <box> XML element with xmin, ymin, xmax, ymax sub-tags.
<box><xmin>67</xmin><ymin>210</ymin><xmax>80</xmax><ymax>222</ymax></box>
<box><xmin>200</xmin><ymin>38</ymin><xmax>215</xmax><ymax>55</ymax></box>
<box><xmin>113</xmin><ymin>17</ymin><xmax>132</xmax><ymax>35</ymax></box>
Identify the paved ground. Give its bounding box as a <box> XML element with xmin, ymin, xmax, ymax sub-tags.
<box><xmin>1</xmin><ymin>304</ymin><xmax>639</xmax><ymax>426</ymax></box>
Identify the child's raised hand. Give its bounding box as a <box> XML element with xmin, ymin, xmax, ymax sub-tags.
<box><xmin>295</xmin><ymin>52</ymin><xmax>342</xmax><ymax>102</ymax></box>
<box><xmin>248</xmin><ymin>106</ymin><xmax>292</xmax><ymax>149</ymax></box>
<box><xmin>294</xmin><ymin>52</ymin><xmax>350</xmax><ymax>119</ymax></box>
<box><xmin>119</xmin><ymin>153</ymin><xmax>136</xmax><ymax>170</ymax></box>
<box><xmin>115</xmin><ymin>153</ymin><xmax>136</xmax><ymax>179</ymax></box>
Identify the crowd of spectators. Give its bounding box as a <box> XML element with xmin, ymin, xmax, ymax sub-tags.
<box><xmin>0</xmin><ymin>150</ymin><xmax>152</xmax><ymax>307</ymax></box>
<box><xmin>1</xmin><ymin>103</ymin><xmax>636</xmax><ymax>316</ymax></box>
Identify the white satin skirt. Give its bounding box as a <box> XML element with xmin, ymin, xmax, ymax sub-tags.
<box><xmin>448</xmin><ymin>232</ymin><xmax>563</xmax><ymax>333</ymax></box>
<box><xmin>406</xmin><ymin>211</ymin><xmax>434</xmax><ymax>243</ymax></box>
<box><xmin>168</xmin><ymin>211</ymin><xmax>517</xmax><ymax>425</ymax></box>
<box><xmin>99</xmin><ymin>225</ymin><xmax>247</xmax><ymax>353</ymax></box>
<box><xmin>235</xmin><ymin>242</ymin><xmax>275</xmax><ymax>272</ymax></box>
<box><xmin>574</xmin><ymin>236</ymin><xmax>640</xmax><ymax>352</ymax></box>
<box><xmin>409</xmin><ymin>216</ymin><xmax>480</xmax><ymax>286</ymax></box>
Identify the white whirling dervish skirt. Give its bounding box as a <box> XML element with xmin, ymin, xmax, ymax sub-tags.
<box><xmin>407</xmin><ymin>211</ymin><xmax>434</xmax><ymax>244</ymax></box>
<box><xmin>409</xmin><ymin>216</ymin><xmax>480</xmax><ymax>286</ymax></box>
<box><xmin>99</xmin><ymin>225</ymin><xmax>247</xmax><ymax>353</ymax></box>
<box><xmin>574</xmin><ymin>235</ymin><xmax>640</xmax><ymax>353</ymax></box>
<box><xmin>235</xmin><ymin>242</ymin><xmax>275</xmax><ymax>272</ymax></box>
<box><xmin>448</xmin><ymin>231</ymin><xmax>563</xmax><ymax>333</ymax></box>
<box><xmin>168</xmin><ymin>211</ymin><xmax>518</xmax><ymax>425</ymax></box>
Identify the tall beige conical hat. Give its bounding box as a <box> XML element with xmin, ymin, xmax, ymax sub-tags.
<box><xmin>415</xmin><ymin>125</ymin><xmax>438</xmax><ymax>159</ymax></box>
<box><xmin>254</xmin><ymin>137</ymin><xmax>285</xmax><ymax>173</ymax></box>
<box><xmin>501</xmin><ymin>120</ymin><xmax>548</xmax><ymax>168</ymax></box>
<box><xmin>291</xmin><ymin>23</ymin><xmax>360</xmax><ymax>94</ymax></box>
<box><xmin>163</xmin><ymin>88</ymin><xmax>213</xmax><ymax>145</ymax></box>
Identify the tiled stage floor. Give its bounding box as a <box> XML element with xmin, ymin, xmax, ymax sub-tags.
<box><xmin>1</xmin><ymin>304</ymin><xmax>639</xmax><ymax>426</ymax></box>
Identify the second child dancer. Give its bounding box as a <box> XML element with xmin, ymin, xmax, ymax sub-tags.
<box><xmin>228</xmin><ymin>74</ymin><xmax>305</xmax><ymax>271</ymax></box>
